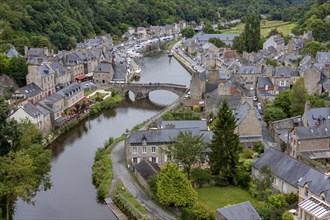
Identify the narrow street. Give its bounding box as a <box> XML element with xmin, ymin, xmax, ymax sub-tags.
<box><xmin>110</xmin><ymin>140</ymin><xmax>177</xmax><ymax>220</ymax></box>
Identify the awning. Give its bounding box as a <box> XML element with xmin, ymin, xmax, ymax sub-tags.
<box><xmin>76</xmin><ymin>75</ymin><xmax>86</xmax><ymax>80</ymax></box>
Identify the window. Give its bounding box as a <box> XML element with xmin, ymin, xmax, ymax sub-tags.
<box><xmin>151</xmin><ymin>147</ymin><xmax>156</xmax><ymax>153</ymax></box>
<box><xmin>142</xmin><ymin>147</ymin><xmax>146</xmax><ymax>153</ymax></box>
<box><xmin>133</xmin><ymin>147</ymin><xmax>137</xmax><ymax>154</ymax></box>
<box><xmin>305</xmin><ymin>186</ymin><xmax>309</xmax><ymax>196</ymax></box>
<box><xmin>133</xmin><ymin>158</ymin><xmax>137</xmax><ymax>164</ymax></box>
<box><xmin>167</xmin><ymin>155</ymin><xmax>172</xmax><ymax>162</ymax></box>
<box><xmin>151</xmin><ymin>157</ymin><xmax>156</xmax><ymax>163</ymax></box>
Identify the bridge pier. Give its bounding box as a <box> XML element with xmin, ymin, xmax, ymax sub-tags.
<box><xmin>135</xmin><ymin>92</ymin><xmax>149</xmax><ymax>100</ymax></box>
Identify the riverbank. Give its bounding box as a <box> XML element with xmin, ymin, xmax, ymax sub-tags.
<box><xmin>43</xmin><ymin>92</ymin><xmax>123</xmax><ymax>147</ymax></box>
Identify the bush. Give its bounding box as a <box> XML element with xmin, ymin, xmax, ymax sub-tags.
<box><xmin>282</xmin><ymin>211</ymin><xmax>294</xmax><ymax>220</ymax></box>
<box><xmin>253</xmin><ymin>142</ymin><xmax>264</xmax><ymax>154</ymax></box>
<box><xmin>181</xmin><ymin>202</ymin><xmax>215</xmax><ymax>220</ymax></box>
<box><xmin>283</xmin><ymin>192</ymin><xmax>298</xmax><ymax>205</ymax></box>
<box><xmin>234</xmin><ymin>165</ymin><xmax>252</xmax><ymax>189</ymax></box>
<box><xmin>191</xmin><ymin>168</ymin><xmax>213</xmax><ymax>188</ymax></box>
<box><xmin>242</xmin><ymin>148</ymin><xmax>254</xmax><ymax>159</ymax></box>
<box><xmin>243</xmin><ymin>159</ymin><xmax>254</xmax><ymax>172</ymax></box>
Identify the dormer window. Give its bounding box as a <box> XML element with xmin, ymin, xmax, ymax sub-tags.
<box><xmin>142</xmin><ymin>135</ymin><xmax>147</xmax><ymax>145</ymax></box>
<box><xmin>304</xmin><ymin>186</ymin><xmax>309</xmax><ymax>196</ymax></box>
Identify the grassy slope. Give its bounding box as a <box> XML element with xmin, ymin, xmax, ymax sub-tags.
<box><xmin>222</xmin><ymin>20</ymin><xmax>296</xmax><ymax>37</ymax></box>
<box><xmin>196</xmin><ymin>186</ymin><xmax>259</xmax><ymax>210</ymax></box>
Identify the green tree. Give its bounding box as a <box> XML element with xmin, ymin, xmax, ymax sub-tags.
<box><xmin>30</xmin><ymin>35</ymin><xmax>51</xmax><ymax>48</ymax></box>
<box><xmin>7</xmin><ymin>57</ymin><xmax>28</xmax><ymax>87</ymax></box>
<box><xmin>166</xmin><ymin>131</ymin><xmax>205</xmax><ymax>178</ymax></box>
<box><xmin>244</xmin><ymin>12</ymin><xmax>261</xmax><ymax>52</ymax></box>
<box><xmin>303</xmin><ymin>41</ymin><xmax>327</xmax><ymax>57</ymax></box>
<box><xmin>309</xmin><ymin>94</ymin><xmax>326</xmax><ymax>108</ymax></box>
<box><xmin>273</xmin><ymin>90</ymin><xmax>291</xmax><ymax>117</ymax></box>
<box><xmin>156</xmin><ymin>163</ymin><xmax>197</xmax><ymax>207</ymax></box>
<box><xmin>268</xmin><ymin>194</ymin><xmax>288</xmax><ymax>209</ymax></box>
<box><xmin>0</xmin><ymin>55</ymin><xmax>9</xmax><ymax>75</ymax></box>
<box><xmin>256</xmin><ymin>165</ymin><xmax>274</xmax><ymax>201</ymax></box>
<box><xmin>208</xmin><ymin>99</ymin><xmax>241</xmax><ymax>185</ymax></box>
<box><xmin>181</xmin><ymin>27</ymin><xmax>195</xmax><ymax>39</ymax></box>
<box><xmin>266</xmin><ymin>28</ymin><xmax>282</xmax><ymax>39</ymax></box>
<box><xmin>0</xmin><ymin>120</ymin><xmax>51</xmax><ymax>220</ymax></box>
<box><xmin>191</xmin><ymin>168</ymin><xmax>212</xmax><ymax>188</ymax></box>
<box><xmin>263</xmin><ymin>107</ymin><xmax>287</xmax><ymax>125</ymax></box>
<box><xmin>290</xmin><ymin>77</ymin><xmax>307</xmax><ymax>116</ymax></box>
<box><xmin>232</xmin><ymin>34</ymin><xmax>245</xmax><ymax>53</ymax></box>
<box><xmin>208</xmin><ymin>37</ymin><xmax>226</xmax><ymax>48</ymax></box>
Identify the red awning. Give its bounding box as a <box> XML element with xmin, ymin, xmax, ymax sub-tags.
<box><xmin>76</xmin><ymin>75</ymin><xmax>86</xmax><ymax>80</ymax></box>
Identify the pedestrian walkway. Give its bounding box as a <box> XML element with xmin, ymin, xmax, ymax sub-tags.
<box><xmin>87</xmin><ymin>89</ymin><xmax>112</xmax><ymax>100</ymax></box>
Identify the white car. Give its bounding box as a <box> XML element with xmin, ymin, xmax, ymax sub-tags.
<box><xmin>253</xmin><ymin>96</ymin><xmax>258</xmax><ymax>101</ymax></box>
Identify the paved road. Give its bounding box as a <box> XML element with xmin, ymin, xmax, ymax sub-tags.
<box><xmin>110</xmin><ymin>140</ymin><xmax>176</xmax><ymax>220</ymax></box>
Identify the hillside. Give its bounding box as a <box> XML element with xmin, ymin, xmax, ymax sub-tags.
<box><xmin>0</xmin><ymin>0</ymin><xmax>319</xmax><ymax>52</ymax></box>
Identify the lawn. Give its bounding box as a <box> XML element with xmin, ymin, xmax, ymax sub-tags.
<box><xmin>196</xmin><ymin>186</ymin><xmax>259</xmax><ymax>210</ymax></box>
<box><xmin>221</xmin><ymin>20</ymin><xmax>296</xmax><ymax>37</ymax></box>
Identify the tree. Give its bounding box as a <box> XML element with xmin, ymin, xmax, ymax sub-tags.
<box><xmin>282</xmin><ymin>211</ymin><xmax>294</xmax><ymax>220</ymax></box>
<box><xmin>244</xmin><ymin>12</ymin><xmax>261</xmax><ymax>52</ymax></box>
<box><xmin>290</xmin><ymin>77</ymin><xmax>307</xmax><ymax>116</ymax></box>
<box><xmin>208</xmin><ymin>37</ymin><xmax>226</xmax><ymax>48</ymax></box>
<box><xmin>232</xmin><ymin>34</ymin><xmax>245</xmax><ymax>53</ymax></box>
<box><xmin>181</xmin><ymin>27</ymin><xmax>195</xmax><ymax>39</ymax></box>
<box><xmin>7</xmin><ymin>57</ymin><xmax>28</xmax><ymax>87</ymax></box>
<box><xmin>268</xmin><ymin>194</ymin><xmax>288</xmax><ymax>209</ymax></box>
<box><xmin>208</xmin><ymin>99</ymin><xmax>241</xmax><ymax>185</ymax></box>
<box><xmin>264</xmin><ymin>107</ymin><xmax>287</xmax><ymax>125</ymax></box>
<box><xmin>166</xmin><ymin>131</ymin><xmax>205</xmax><ymax>178</ymax></box>
<box><xmin>266</xmin><ymin>28</ymin><xmax>282</xmax><ymax>39</ymax></box>
<box><xmin>303</xmin><ymin>41</ymin><xmax>327</xmax><ymax>57</ymax></box>
<box><xmin>0</xmin><ymin>118</ymin><xmax>51</xmax><ymax>220</ymax></box>
<box><xmin>30</xmin><ymin>35</ymin><xmax>51</xmax><ymax>48</ymax></box>
<box><xmin>273</xmin><ymin>90</ymin><xmax>291</xmax><ymax>117</ymax></box>
<box><xmin>156</xmin><ymin>163</ymin><xmax>197</xmax><ymax>207</ymax></box>
<box><xmin>256</xmin><ymin>165</ymin><xmax>274</xmax><ymax>201</ymax></box>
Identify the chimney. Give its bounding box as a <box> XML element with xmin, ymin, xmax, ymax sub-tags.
<box><xmin>43</xmin><ymin>47</ymin><xmax>49</xmax><ymax>57</ymax></box>
<box><xmin>24</xmin><ymin>46</ymin><xmax>28</xmax><ymax>56</ymax></box>
<box><xmin>304</xmin><ymin>100</ymin><xmax>311</xmax><ymax>114</ymax></box>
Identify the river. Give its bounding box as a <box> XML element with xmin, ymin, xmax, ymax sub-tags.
<box><xmin>15</xmin><ymin>51</ymin><xmax>191</xmax><ymax>219</ymax></box>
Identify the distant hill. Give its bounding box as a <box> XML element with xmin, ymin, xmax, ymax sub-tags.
<box><xmin>0</xmin><ymin>0</ymin><xmax>318</xmax><ymax>51</ymax></box>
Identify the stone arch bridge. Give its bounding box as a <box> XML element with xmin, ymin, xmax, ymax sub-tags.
<box><xmin>108</xmin><ymin>82</ymin><xmax>189</xmax><ymax>100</ymax></box>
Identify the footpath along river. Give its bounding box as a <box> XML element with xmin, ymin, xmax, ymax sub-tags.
<box><xmin>15</xmin><ymin>51</ymin><xmax>191</xmax><ymax>219</ymax></box>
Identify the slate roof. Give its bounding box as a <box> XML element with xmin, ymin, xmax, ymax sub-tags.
<box><xmin>272</xmin><ymin>66</ymin><xmax>299</xmax><ymax>78</ymax></box>
<box><xmin>257</xmin><ymin>77</ymin><xmax>274</xmax><ymax>89</ymax></box>
<box><xmin>298</xmin><ymin>168</ymin><xmax>330</xmax><ymax>203</ymax></box>
<box><xmin>93</xmin><ymin>62</ymin><xmax>113</xmax><ymax>73</ymax></box>
<box><xmin>6</xmin><ymin>47</ymin><xmax>20</xmax><ymax>58</ymax></box>
<box><xmin>192</xmin><ymin>33</ymin><xmax>239</xmax><ymax>46</ymax></box>
<box><xmin>20</xmin><ymin>103</ymin><xmax>49</xmax><ymax>118</ymax></box>
<box><xmin>51</xmin><ymin>61</ymin><xmax>67</xmax><ymax>76</ymax></box>
<box><xmin>160</xmin><ymin>120</ymin><xmax>207</xmax><ymax>131</ymax></box>
<box><xmin>38</xmin><ymin>63</ymin><xmax>55</xmax><ymax>77</ymax></box>
<box><xmin>235</xmin><ymin>101</ymin><xmax>261</xmax><ymax>125</ymax></box>
<box><xmin>253</xmin><ymin>147</ymin><xmax>311</xmax><ymax>187</ymax></box>
<box><xmin>237</xmin><ymin>65</ymin><xmax>261</xmax><ymax>74</ymax></box>
<box><xmin>305</xmin><ymin>107</ymin><xmax>330</xmax><ymax>126</ymax></box>
<box><xmin>294</xmin><ymin>125</ymin><xmax>330</xmax><ymax>140</ymax></box>
<box><xmin>299</xmin><ymin>55</ymin><xmax>312</xmax><ymax>72</ymax></box>
<box><xmin>134</xmin><ymin>159</ymin><xmax>160</xmax><ymax>181</ymax></box>
<box><xmin>17</xmin><ymin>83</ymin><xmax>42</xmax><ymax>98</ymax></box>
<box><xmin>59</xmin><ymin>82</ymin><xmax>82</xmax><ymax>98</ymax></box>
<box><xmin>127</xmin><ymin>128</ymin><xmax>201</xmax><ymax>145</ymax></box>
<box><xmin>219</xmin><ymin>71</ymin><xmax>230</xmax><ymax>80</ymax></box>
<box><xmin>216</xmin><ymin>201</ymin><xmax>262</xmax><ymax>220</ymax></box>
<box><xmin>316</xmin><ymin>51</ymin><xmax>330</xmax><ymax>64</ymax></box>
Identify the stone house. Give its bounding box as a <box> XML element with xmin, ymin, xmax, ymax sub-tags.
<box><xmin>268</xmin><ymin>116</ymin><xmax>302</xmax><ymax>148</ymax></box>
<box><xmin>11</xmin><ymin>82</ymin><xmax>43</xmax><ymax>105</ymax></box>
<box><xmin>178</xmin><ymin>20</ymin><xmax>187</xmax><ymax>30</ymax></box>
<box><xmin>26</xmin><ymin>63</ymin><xmax>56</xmax><ymax>98</ymax></box>
<box><xmin>192</xmin><ymin>33</ymin><xmax>239</xmax><ymax>47</ymax></box>
<box><xmin>252</xmin><ymin>147</ymin><xmax>311</xmax><ymax>194</ymax></box>
<box><xmin>263</xmin><ymin>35</ymin><xmax>285</xmax><ymax>52</ymax></box>
<box><xmin>9</xmin><ymin>102</ymin><xmax>52</xmax><ymax>137</ymax></box>
<box><xmin>51</xmin><ymin>60</ymin><xmax>71</xmax><ymax>89</ymax></box>
<box><xmin>235</xmin><ymin>101</ymin><xmax>262</xmax><ymax>146</ymax></box>
<box><xmin>160</xmin><ymin>120</ymin><xmax>208</xmax><ymax>131</ymax></box>
<box><xmin>134</xmin><ymin>159</ymin><xmax>160</xmax><ymax>190</ymax></box>
<box><xmin>287</xmin><ymin>38</ymin><xmax>304</xmax><ymax>55</ymax></box>
<box><xmin>235</xmin><ymin>65</ymin><xmax>262</xmax><ymax>90</ymax></box>
<box><xmin>302</xmin><ymin>63</ymin><xmax>324</xmax><ymax>94</ymax></box>
<box><xmin>289</xmin><ymin>124</ymin><xmax>330</xmax><ymax>159</ymax></box>
<box><xmin>93</xmin><ymin>62</ymin><xmax>114</xmax><ymax>85</ymax></box>
<box><xmin>271</xmin><ymin>66</ymin><xmax>300</xmax><ymax>94</ymax></box>
<box><xmin>5</xmin><ymin>46</ymin><xmax>20</xmax><ymax>58</ymax></box>
<box><xmin>297</xmin><ymin>169</ymin><xmax>330</xmax><ymax>220</ymax></box>
<box><xmin>38</xmin><ymin>83</ymin><xmax>84</xmax><ymax>128</ymax></box>
<box><xmin>216</xmin><ymin>201</ymin><xmax>261</xmax><ymax>220</ymax></box>
<box><xmin>302</xmin><ymin>104</ymin><xmax>330</xmax><ymax>127</ymax></box>
<box><xmin>136</xmin><ymin>27</ymin><xmax>147</xmax><ymax>40</ymax></box>
<box><xmin>164</xmin><ymin>25</ymin><xmax>173</xmax><ymax>36</ymax></box>
<box><xmin>63</xmin><ymin>53</ymin><xmax>85</xmax><ymax>81</ymax></box>
<box><xmin>149</xmin><ymin>26</ymin><xmax>161</xmax><ymax>37</ymax></box>
<box><xmin>125</xmin><ymin>127</ymin><xmax>202</xmax><ymax>166</ymax></box>
<box><xmin>256</xmin><ymin>76</ymin><xmax>275</xmax><ymax>97</ymax></box>
<box><xmin>316</xmin><ymin>51</ymin><xmax>330</xmax><ymax>64</ymax></box>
